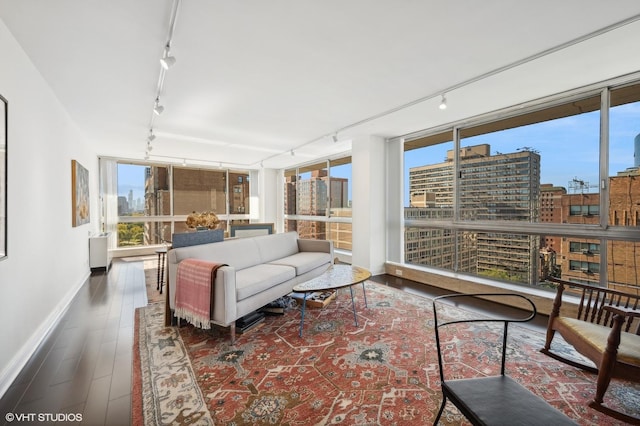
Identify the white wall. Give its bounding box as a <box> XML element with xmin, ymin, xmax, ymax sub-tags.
<box><xmin>0</xmin><ymin>20</ymin><xmax>98</xmax><ymax>396</ymax></box>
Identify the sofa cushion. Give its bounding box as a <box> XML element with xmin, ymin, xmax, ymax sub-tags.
<box><xmin>268</xmin><ymin>252</ymin><xmax>332</xmax><ymax>275</ymax></box>
<box><xmin>172</xmin><ymin>237</ymin><xmax>261</xmax><ymax>271</ymax></box>
<box><xmin>254</xmin><ymin>231</ymin><xmax>300</xmax><ymax>263</ymax></box>
<box><xmin>235</xmin><ymin>264</ymin><xmax>296</xmax><ymax>301</ymax></box>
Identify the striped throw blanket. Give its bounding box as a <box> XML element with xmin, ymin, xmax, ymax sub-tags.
<box><xmin>175</xmin><ymin>259</ymin><xmax>226</xmax><ymax>329</ymax></box>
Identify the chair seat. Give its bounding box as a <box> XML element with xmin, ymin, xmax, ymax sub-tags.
<box><xmin>444</xmin><ymin>376</ymin><xmax>578</xmax><ymax>426</ymax></box>
<box><xmin>556</xmin><ymin>317</ymin><xmax>640</xmax><ymax>366</ymax></box>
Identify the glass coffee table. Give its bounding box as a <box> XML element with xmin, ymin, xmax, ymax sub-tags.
<box><xmin>292</xmin><ymin>264</ymin><xmax>371</xmax><ymax>337</ymax></box>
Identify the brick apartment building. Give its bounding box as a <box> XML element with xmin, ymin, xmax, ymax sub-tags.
<box><xmin>551</xmin><ymin>169</ymin><xmax>640</xmax><ymax>291</ymax></box>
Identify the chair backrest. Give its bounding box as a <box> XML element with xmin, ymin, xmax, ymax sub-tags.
<box><xmin>549</xmin><ymin>277</ymin><xmax>640</xmax><ymax>335</ymax></box>
<box><xmin>433</xmin><ymin>293</ymin><xmax>537</xmax><ymax>383</ymax></box>
<box><xmin>172</xmin><ymin>228</ymin><xmax>224</xmax><ymax>248</ymax></box>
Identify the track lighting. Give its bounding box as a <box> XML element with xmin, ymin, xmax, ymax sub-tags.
<box><xmin>154</xmin><ymin>101</ymin><xmax>164</xmax><ymax>115</ymax></box>
<box><xmin>332</xmin><ymin>134</ymin><xmax>338</xmax><ymax>143</ymax></box>
<box><xmin>182</xmin><ymin>159</ymin><xmax>187</xmax><ymax>166</ymax></box>
<box><xmin>291</xmin><ymin>150</ymin><xmax>295</xmax><ymax>156</ymax></box>
<box><xmin>439</xmin><ymin>94</ymin><xmax>447</xmax><ymax>110</ymax></box>
<box><xmin>146</xmin><ymin>142</ymin><xmax>153</xmax><ymax>151</ymax></box>
<box><xmin>144</xmin><ymin>151</ymin><xmax>150</xmax><ymax>160</ymax></box>
<box><xmin>147</xmin><ymin>130</ymin><xmax>156</xmax><ymax>142</ymax></box>
<box><xmin>160</xmin><ymin>53</ymin><xmax>176</xmax><ymax>70</ymax></box>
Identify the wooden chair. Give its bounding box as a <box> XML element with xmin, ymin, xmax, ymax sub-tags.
<box><xmin>541</xmin><ymin>277</ymin><xmax>640</xmax><ymax>423</ymax></box>
<box><xmin>433</xmin><ymin>293</ymin><xmax>577</xmax><ymax>426</ymax></box>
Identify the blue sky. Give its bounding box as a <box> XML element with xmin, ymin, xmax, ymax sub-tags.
<box><xmin>118</xmin><ymin>103</ymin><xmax>638</xmax><ymax>207</ymax></box>
<box><xmin>403</xmin><ymin>103</ymin><xmax>638</xmax><ymax>205</ymax></box>
<box><xmin>117</xmin><ymin>164</ymin><xmax>146</xmax><ymax>202</ymax></box>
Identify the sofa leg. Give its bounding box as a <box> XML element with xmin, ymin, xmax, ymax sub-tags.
<box><xmin>230</xmin><ymin>323</ymin><xmax>236</xmax><ymax>345</ymax></box>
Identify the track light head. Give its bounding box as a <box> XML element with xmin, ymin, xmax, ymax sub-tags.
<box><xmin>332</xmin><ymin>134</ymin><xmax>338</xmax><ymax>143</ymax></box>
<box><xmin>291</xmin><ymin>150</ymin><xmax>295</xmax><ymax>157</ymax></box>
<box><xmin>153</xmin><ymin>98</ymin><xmax>164</xmax><ymax>115</ymax></box>
<box><xmin>147</xmin><ymin>132</ymin><xmax>156</xmax><ymax>142</ymax></box>
<box><xmin>439</xmin><ymin>94</ymin><xmax>447</xmax><ymax>110</ymax></box>
<box><xmin>160</xmin><ymin>55</ymin><xmax>176</xmax><ymax>70</ymax></box>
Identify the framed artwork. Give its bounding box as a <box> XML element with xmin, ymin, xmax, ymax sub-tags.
<box><xmin>230</xmin><ymin>223</ymin><xmax>274</xmax><ymax>238</ymax></box>
<box><xmin>71</xmin><ymin>159</ymin><xmax>90</xmax><ymax>227</ymax></box>
<box><xmin>0</xmin><ymin>94</ymin><xmax>6</xmax><ymax>259</ymax></box>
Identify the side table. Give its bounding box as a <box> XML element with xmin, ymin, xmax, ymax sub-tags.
<box><xmin>155</xmin><ymin>247</ymin><xmax>168</xmax><ymax>294</ymax></box>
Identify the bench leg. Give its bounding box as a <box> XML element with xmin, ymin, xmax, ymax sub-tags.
<box><xmin>434</xmin><ymin>396</ymin><xmax>447</xmax><ymax>425</ymax></box>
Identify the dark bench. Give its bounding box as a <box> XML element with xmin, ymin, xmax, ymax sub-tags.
<box><xmin>433</xmin><ymin>293</ymin><xmax>578</xmax><ymax>425</ymax></box>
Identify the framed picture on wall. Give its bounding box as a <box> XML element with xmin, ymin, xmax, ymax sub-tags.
<box><xmin>71</xmin><ymin>159</ymin><xmax>90</xmax><ymax>227</ymax></box>
<box><xmin>0</xmin><ymin>93</ymin><xmax>7</xmax><ymax>259</ymax></box>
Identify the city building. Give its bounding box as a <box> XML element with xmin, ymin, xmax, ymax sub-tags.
<box><xmin>545</xmin><ymin>170</ymin><xmax>640</xmax><ymax>291</ymax></box>
<box><xmin>285</xmin><ymin>170</ymin><xmax>349</xmax><ymax>242</ymax></box>
<box><xmin>540</xmin><ymin>183</ymin><xmax>567</xmax><ymax>251</ymax></box>
<box><xmin>406</xmin><ymin>144</ymin><xmax>540</xmax><ymax>284</ymax></box>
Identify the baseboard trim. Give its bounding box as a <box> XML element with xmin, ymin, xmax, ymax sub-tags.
<box><xmin>0</xmin><ymin>271</ymin><xmax>90</xmax><ymax>399</ymax></box>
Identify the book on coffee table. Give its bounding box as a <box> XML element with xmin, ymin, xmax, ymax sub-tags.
<box><xmin>290</xmin><ymin>290</ymin><xmax>337</xmax><ymax>308</ymax></box>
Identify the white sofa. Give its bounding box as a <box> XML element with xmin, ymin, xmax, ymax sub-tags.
<box><xmin>167</xmin><ymin>231</ymin><xmax>333</xmax><ymax>342</ymax></box>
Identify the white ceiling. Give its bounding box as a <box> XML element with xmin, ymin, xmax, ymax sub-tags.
<box><xmin>1</xmin><ymin>1</ymin><xmax>640</xmax><ymax>169</ymax></box>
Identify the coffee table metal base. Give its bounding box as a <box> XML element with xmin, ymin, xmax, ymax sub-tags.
<box><xmin>294</xmin><ymin>265</ymin><xmax>371</xmax><ymax>337</ymax></box>
<box><xmin>298</xmin><ymin>283</ymin><xmax>368</xmax><ymax>337</ymax></box>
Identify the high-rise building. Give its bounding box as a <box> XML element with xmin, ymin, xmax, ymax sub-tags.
<box><xmin>540</xmin><ymin>183</ymin><xmax>567</xmax><ymax>252</ymax></box>
<box><xmin>285</xmin><ymin>170</ymin><xmax>349</xmax><ymax>241</ymax></box>
<box><xmin>406</xmin><ymin>144</ymin><xmax>541</xmax><ymax>284</ymax></box>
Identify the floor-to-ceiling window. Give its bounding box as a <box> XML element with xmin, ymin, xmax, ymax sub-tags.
<box><xmin>284</xmin><ymin>156</ymin><xmax>352</xmax><ymax>251</ymax></box>
<box><xmin>402</xmin><ymin>78</ymin><xmax>640</xmax><ymax>292</ymax></box>
<box><xmin>113</xmin><ymin>163</ymin><xmax>251</xmax><ymax>248</ymax></box>
<box><xmin>607</xmin><ymin>82</ymin><xmax>640</xmax><ymax>293</ymax></box>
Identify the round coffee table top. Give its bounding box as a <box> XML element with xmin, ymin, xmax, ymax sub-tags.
<box><xmin>293</xmin><ymin>264</ymin><xmax>371</xmax><ymax>293</ymax></box>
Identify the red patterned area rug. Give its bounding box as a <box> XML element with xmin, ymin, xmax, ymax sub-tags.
<box><xmin>132</xmin><ymin>282</ymin><xmax>639</xmax><ymax>425</ymax></box>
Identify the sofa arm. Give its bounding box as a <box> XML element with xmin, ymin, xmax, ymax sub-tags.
<box><xmin>211</xmin><ymin>266</ymin><xmax>237</xmax><ymax>326</ymax></box>
<box><xmin>298</xmin><ymin>238</ymin><xmax>334</xmax><ymax>255</ymax></box>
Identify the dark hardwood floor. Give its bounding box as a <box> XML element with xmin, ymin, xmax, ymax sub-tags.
<box><xmin>0</xmin><ymin>259</ymin><xmax>548</xmax><ymax>425</ymax></box>
<box><xmin>0</xmin><ymin>260</ymin><xmax>147</xmax><ymax>426</ymax></box>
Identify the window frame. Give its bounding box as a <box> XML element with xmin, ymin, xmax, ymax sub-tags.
<box><xmin>284</xmin><ymin>156</ymin><xmax>353</xmax><ymax>250</ymax></box>
<box><xmin>112</xmin><ymin>161</ymin><xmax>252</xmax><ymax>248</ymax></box>
<box><xmin>400</xmin><ymin>77</ymin><xmax>640</xmax><ymax>289</ymax></box>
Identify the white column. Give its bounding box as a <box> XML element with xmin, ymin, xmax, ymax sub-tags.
<box><xmin>386</xmin><ymin>138</ymin><xmax>404</xmax><ymax>264</ymax></box>
<box><xmin>253</xmin><ymin>168</ymin><xmax>279</xmax><ymax>230</ymax></box>
<box><xmin>351</xmin><ymin>135</ymin><xmax>386</xmax><ymax>274</ymax></box>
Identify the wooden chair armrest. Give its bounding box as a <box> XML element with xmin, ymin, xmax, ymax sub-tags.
<box><xmin>603</xmin><ymin>305</ymin><xmax>640</xmax><ymax>318</ymax></box>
